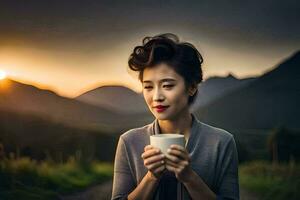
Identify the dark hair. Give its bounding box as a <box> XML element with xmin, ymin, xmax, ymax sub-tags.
<box><xmin>128</xmin><ymin>33</ymin><xmax>203</xmax><ymax>105</ymax></box>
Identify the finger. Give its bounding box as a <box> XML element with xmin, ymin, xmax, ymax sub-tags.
<box><xmin>141</xmin><ymin>148</ymin><xmax>161</xmax><ymax>159</ymax></box>
<box><xmin>153</xmin><ymin>164</ymin><xmax>166</xmax><ymax>174</ymax></box>
<box><xmin>167</xmin><ymin>148</ymin><xmax>189</xmax><ymax>161</ymax></box>
<box><xmin>166</xmin><ymin>164</ymin><xmax>177</xmax><ymax>173</ymax></box>
<box><xmin>170</xmin><ymin>145</ymin><xmax>190</xmax><ymax>161</ymax></box>
<box><xmin>166</xmin><ymin>159</ymin><xmax>189</xmax><ymax>170</ymax></box>
<box><xmin>165</xmin><ymin>159</ymin><xmax>178</xmax><ymax>168</ymax></box>
<box><xmin>144</xmin><ymin>145</ymin><xmax>154</xmax><ymax>151</ymax></box>
<box><xmin>170</xmin><ymin>145</ymin><xmax>189</xmax><ymax>155</ymax></box>
<box><xmin>148</xmin><ymin>159</ymin><xmax>165</xmax><ymax>170</ymax></box>
<box><xmin>144</xmin><ymin>154</ymin><xmax>165</xmax><ymax>165</ymax></box>
<box><xmin>165</xmin><ymin>153</ymin><xmax>183</xmax><ymax>163</ymax></box>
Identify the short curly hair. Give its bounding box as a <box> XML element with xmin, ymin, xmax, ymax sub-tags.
<box><xmin>128</xmin><ymin>33</ymin><xmax>203</xmax><ymax>105</ymax></box>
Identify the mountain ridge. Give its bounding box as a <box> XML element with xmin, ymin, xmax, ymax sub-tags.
<box><xmin>195</xmin><ymin>50</ymin><xmax>300</xmax><ymax>129</ymax></box>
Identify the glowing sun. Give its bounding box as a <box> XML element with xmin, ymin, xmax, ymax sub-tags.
<box><xmin>0</xmin><ymin>70</ymin><xmax>7</xmax><ymax>80</ymax></box>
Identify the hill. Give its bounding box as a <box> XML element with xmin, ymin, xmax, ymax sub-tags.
<box><xmin>76</xmin><ymin>85</ymin><xmax>148</xmax><ymax>114</ymax></box>
<box><xmin>195</xmin><ymin>50</ymin><xmax>300</xmax><ymax>130</ymax></box>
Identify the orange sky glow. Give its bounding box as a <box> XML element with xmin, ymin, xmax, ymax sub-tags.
<box><xmin>0</xmin><ymin>43</ymin><xmax>297</xmax><ymax>98</ymax></box>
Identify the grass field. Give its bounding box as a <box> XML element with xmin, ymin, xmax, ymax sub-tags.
<box><xmin>239</xmin><ymin>160</ymin><xmax>300</xmax><ymax>200</ymax></box>
<box><xmin>0</xmin><ymin>157</ymin><xmax>113</xmax><ymax>200</ymax></box>
<box><xmin>1</xmin><ymin>157</ymin><xmax>300</xmax><ymax>200</ymax></box>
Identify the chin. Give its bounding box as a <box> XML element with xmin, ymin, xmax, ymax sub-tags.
<box><xmin>155</xmin><ymin>116</ymin><xmax>169</xmax><ymax>120</ymax></box>
<box><xmin>152</xmin><ymin>111</ymin><xmax>174</xmax><ymax>121</ymax></box>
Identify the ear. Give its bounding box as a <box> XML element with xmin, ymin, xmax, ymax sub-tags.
<box><xmin>188</xmin><ymin>84</ymin><xmax>198</xmax><ymax>96</ymax></box>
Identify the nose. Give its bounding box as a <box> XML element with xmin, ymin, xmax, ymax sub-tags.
<box><xmin>153</xmin><ymin>87</ymin><xmax>164</xmax><ymax>102</ymax></box>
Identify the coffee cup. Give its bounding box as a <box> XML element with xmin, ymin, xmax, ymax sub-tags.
<box><xmin>150</xmin><ymin>134</ymin><xmax>185</xmax><ymax>155</ymax></box>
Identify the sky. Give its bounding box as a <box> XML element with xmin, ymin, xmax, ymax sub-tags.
<box><xmin>0</xmin><ymin>0</ymin><xmax>299</xmax><ymax>98</ymax></box>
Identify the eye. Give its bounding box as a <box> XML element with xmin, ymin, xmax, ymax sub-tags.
<box><xmin>163</xmin><ymin>84</ymin><xmax>174</xmax><ymax>88</ymax></box>
<box><xmin>144</xmin><ymin>86</ymin><xmax>153</xmax><ymax>89</ymax></box>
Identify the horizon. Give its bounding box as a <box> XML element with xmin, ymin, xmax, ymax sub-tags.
<box><xmin>1</xmin><ymin>1</ymin><xmax>299</xmax><ymax>98</ymax></box>
<box><xmin>1</xmin><ymin>46</ymin><xmax>298</xmax><ymax>98</ymax></box>
<box><xmin>0</xmin><ymin>48</ymin><xmax>296</xmax><ymax>99</ymax></box>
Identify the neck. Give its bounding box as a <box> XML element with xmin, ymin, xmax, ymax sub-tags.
<box><xmin>158</xmin><ymin>108</ymin><xmax>193</xmax><ymax>138</ymax></box>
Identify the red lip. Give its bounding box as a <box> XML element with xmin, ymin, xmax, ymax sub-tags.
<box><xmin>153</xmin><ymin>105</ymin><xmax>169</xmax><ymax>113</ymax></box>
<box><xmin>153</xmin><ymin>105</ymin><xmax>169</xmax><ymax>109</ymax></box>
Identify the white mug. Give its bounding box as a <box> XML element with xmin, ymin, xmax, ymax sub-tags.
<box><xmin>150</xmin><ymin>134</ymin><xmax>185</xmax><ymax>155</ymax></box>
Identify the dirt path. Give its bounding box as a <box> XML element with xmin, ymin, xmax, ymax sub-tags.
<box><xmin>61</xmin><ymin>179</ymin><xmax>260</xmax><ymax>200</ymax></box>
<box><xmin>61</xmin><ymin>180</ymin><xmax>112</xmax><ymax>200</ymax></box>
<box><xmin>240</xmin><ymin>187</ymin><xmax>260</xmax><ymax>200</ymax></box>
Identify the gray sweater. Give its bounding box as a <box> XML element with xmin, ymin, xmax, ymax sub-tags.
<box><xmin>112</xmin><ymin>114</ymin><xmax>240</xmax><ymax>200</ymax></box>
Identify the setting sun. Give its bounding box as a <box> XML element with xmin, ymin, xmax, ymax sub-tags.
<box><xmin>0</xmin><ymin>70</ymin><xmax>7</xmax><ymax>80</ymax></box>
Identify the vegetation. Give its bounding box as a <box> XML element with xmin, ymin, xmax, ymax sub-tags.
<box><xmin>0</xmin><ymin>109</ymin><xmax>118</xmax><ymax>163</ymax></box>
<box><xmin>239</xmin><ymin>160</ymin><xmax>300</xmax><ymax>200</ymax></box>
<box><xmin>267</xmin><ymin>127</ymin><xmax>300</xmax><ymax>163</ymax></box>
<box><xmin>1</xmin><ymin>107</ymin><xmax>300</xmax><ymax>199</ymax></box>
<box><xmin>0</xmin><ymin>156</ymin><xmax>113</xmax><ymax>200</ymax></box>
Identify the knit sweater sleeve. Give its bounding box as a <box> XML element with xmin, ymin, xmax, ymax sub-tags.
<box><xmin>111</xmin><ymin>136</ymin><xmax>135</xmax><ymax>200</ymax></box>
<box><xmin>215</xmin><ymin>135</ymin><xmax>240</xmax><ymax>200</ymax></box>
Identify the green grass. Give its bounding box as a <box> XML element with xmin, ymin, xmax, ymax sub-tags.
<box><xmin>239</xmin><ymin>160</ymin><xmax>300</xmax><ymax>200</ymax></box>
<box><xmin>0</xmin><ymin>157</ymin><xmax>113</xmax><ymax>200</ymax></box>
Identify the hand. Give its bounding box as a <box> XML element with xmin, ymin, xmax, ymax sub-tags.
<box><xmin>165</xmin><ymin>144</ymin><xmax>193</xmax><ymax>183</ymax></box>
<box><xmin>141</xmin><ymin>145</ymin><xmax>166</xmax><ymax>180</ymax></box>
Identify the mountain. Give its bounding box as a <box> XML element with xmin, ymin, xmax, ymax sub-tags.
<box><xmin>190</xmin><ymin>73</ymin><xmax>256</xmax><ymax>111</ymax></box>
<box><xmin>0</xmin><ymin>79</ymin><xmax>153</xmax><ymax>133</ymax></box>
<box><xmin>76</xmin><ymin>86</ymin><xmax>148</xmax><ymax>114</ymax></box>
<box><xmin>195</xmin><ymin>50</ymin><xmax>300</xmax><ymax>130</ymax></box>
<box><xmin>0</xmin><ymin>108</ymin><xmax>118</xmax><ymax>162</ymax></box>
<box><xmin>77</xmin><ymin>76</ymin><xmax>256</xmax><ymax>114</ymax></box>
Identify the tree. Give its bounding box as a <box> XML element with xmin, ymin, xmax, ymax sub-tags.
<box><xmin>0</xmin><ymin>142</ymin><xmax>4</xmax><ymax>160</ymax></box>
<box><xmin>267</xmin><ymin>126</ymin><xmax>300</xmax><ymax>164</ymax></box>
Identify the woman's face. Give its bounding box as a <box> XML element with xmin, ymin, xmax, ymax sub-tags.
<box><xmin>142</xmin><ymin>63</ymin><xmax>192</xmax><ymax>120</ymax></box>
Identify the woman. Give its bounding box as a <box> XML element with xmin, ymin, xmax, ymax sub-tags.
<box><xmin>112</xmin><ymin>33</ymin><xmax>239</xmax><ymax>200</ymax></box>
